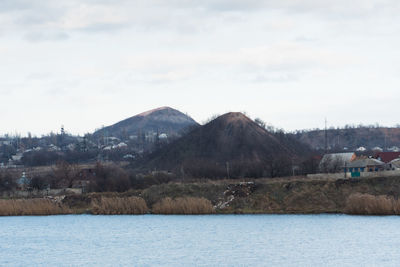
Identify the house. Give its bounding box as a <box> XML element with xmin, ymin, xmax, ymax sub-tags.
<box><xmin>319</xmin><ymin>152</ymin><xmax>356</xmax><ymax>173</ymax></box>
<box><xmin>374</xmin><ymin>152</ymin><xmax>400</xmax><ymax>163</ymax></box>
<box><xmin>159</xmin><ymin>133</ymin><xmax>168</xmax><ymax>139</ymax></box>
<box><xmin>346</xmin><ymin>158</ymin><xmax>385</xmax><ymax>177</ymax></box>
<box><xmin>388</xmin><ymin>146</ymin><xmax>400</xmax><ymax>152</ymax></box>
<box><xmin>372</xmin><ymin>146</ymin><xmax>383</xmax><ymax>152</ymax></box>
<box><xmin>11</xmin><ymin>153</ymin><xmax>23</xmax><ymax>162</ymax></box>
<box><xmin>386</xmin><ymin>158</ymin><xmax>400</xmax><ymax>171</ymax></box>
<box><xmin>112</xmin><ymin>142</ymin><xmax>128</xmax><ymax>149</ymax></box>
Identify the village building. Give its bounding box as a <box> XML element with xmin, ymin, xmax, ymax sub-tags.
<box><xmin>319</xmin><ymin>152</ymin><xmax>356</xmax><ymax>173</ymax></box>
<box><xmin>374</xmin><ymin>152</ymin><xmax>400</xmax><ymax>163</ymax></box>
<box><xmin>346</xmin><ymin>158</ymin><xmax>385</xmax><ymax>177</ymax></box>
<box><xmin>386</xmin><ymin>158</ymin><xmax>400</xmax><ymax>171</ymax></box>
<box><xmin>388</xmin><ymin>146</ymin><xmax>400</xmax><ymax>152</ymax></box>
<box><xmin>159</xmin><ymin>133</ymin><xmax>168</xmax><ymax>139</ymax></box>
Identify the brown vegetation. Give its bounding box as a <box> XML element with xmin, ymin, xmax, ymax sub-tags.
<box><xmin>344</xmin><ymin>193</ymin><xmax>400</xmax><ymax>215</ymax></box>
<box><xmin>91</xmin><ymin>196</ymin><xmax>148</xmax><ymax>215</ymax></box>
<box><xmin>152</xmin><ymin>197</ymin><xmax>214</xmax><ymax>214</ymax></box>
<box><xmin>0</xmin><ymin>199</ymin><xmax>71</xmax><ymax>216</ymax></box>
<box><xmin>87</xmin><ymin>163</ymin><xmax>131</xmax><ymax>192</ymax></box>
<box><xmin>0</xmin><ymin>170</ymin><xmax>17</xmax><ymax>192</ymax></box>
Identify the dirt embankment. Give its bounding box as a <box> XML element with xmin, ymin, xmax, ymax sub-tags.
<box><xmin>60</xmin><ymin>175</ymin><xmax>400</xmax><ymax>215</ymax></box>
<box><xmin>4</xmin><ymin>176</ymin><xmax>400</xmax><ymax>215</ymax></box>
<box><xmin>216</xmin><ymin>176</ymin><xmax>400</xmax><ymax>214</ymax></box>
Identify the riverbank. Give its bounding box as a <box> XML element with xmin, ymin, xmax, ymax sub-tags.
<box><xmin>2</xmin><ymin>175</ymin><xmax>400</xmax><ymax>215</ymax></box>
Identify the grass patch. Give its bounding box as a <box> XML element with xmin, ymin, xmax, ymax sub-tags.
<box><xmin>0</xmin><ymin>199</ymin><xmax>71</xmax><ymax>216</ymax></box>
<box><xmin>152</xmin><ymin>197</ymin><xmax>215</xmax><ymax>214</ymax></box>
<box><xmin>344</xmin><ymin>193</ymin><xmax>400</xmax><ymax>215</ymax></box>
<box><xmin>91</xmin><ymin>196</ymin><xmax>148</xmax><ymax>215</ymax></box>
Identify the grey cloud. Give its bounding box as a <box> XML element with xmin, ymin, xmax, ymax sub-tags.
<box><xmin>24</xmin><ymin>31</ymin><xmax>69</xmax><ymax>42</ymax></box>
<box><xmin>247</xmin><ymin>72</ymin><xmax>299</xmax><ymax>83</ymax></box>
<box><xmin>77</xmin><ymin>23</ymin><xmax>129</xmax><ymax>34</ymax></box>
<box><xmin>15</xmin><ymin>10</ymin><xmax>64</xmax><ymax>26</ymax></box>
<box><xmin>0</xmin><ymin>0</ymin><xmax>36</xmax><ymax>13</ymax></box>
<box><xmin>3</xmin><ymin>0</ymin><xmax>399</xmax><ymax>40</ymax></box>
<box><xmin>294</xmin><ymin>36</ymin><xmax>318</xmax><ymax>43</ymax></box>
<box><xmin>151</xmin><ymin>0</ymin><xmax>400</xmax><ymax>19</ymax></box>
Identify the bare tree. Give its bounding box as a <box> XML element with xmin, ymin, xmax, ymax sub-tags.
<box><xmin>52</xmin><ymin>161</ymin><xmax>79</xmax><ymax>188</ymax></box>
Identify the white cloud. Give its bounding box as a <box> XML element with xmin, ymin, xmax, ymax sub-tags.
<box><xmin>0</xmin><ymin>0</ymin><xmax>400</xmax><ymax>135</ymax></box>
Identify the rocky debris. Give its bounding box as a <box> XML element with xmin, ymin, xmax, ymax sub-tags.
<box><xmin>214</xmin><ymin>195</ymin><xmax>235</xmax><ymax>210</ymax></box>
<box><xmin>62</xmin><ymin>194</ymin><xmax>92</xmax><ymax>208</ymax></box>
<box><xmin>45</xmin><ymin>195</ymin><xmax>65</xmax><ymax>204</ymax></box>
<box><xmin>224</xmin><ymin>182</ymin><xmax>257</xmax><ymax>197</ymax></box>
<box><xmin>215</xmin><ymin>182</ymin><xmax>257</xmax><ymax>210</ymax></box>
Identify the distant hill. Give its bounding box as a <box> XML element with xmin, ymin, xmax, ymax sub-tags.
<box><xmin>93</xmin><ymin>107</ymin><xmax>199</xmax><ymax>139</ymax></box>
<box><xmin>139</xmin><ymin>112</ymin><xmax>311</xmax><ymax>178</ymax></box>
<box><xmin>291</xmin><ymin>127</ymin><xmax>400</xmax><ymax>151</ymax></box>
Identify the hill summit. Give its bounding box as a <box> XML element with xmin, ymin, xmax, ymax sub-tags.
<box><xmin>93</xmin><ymin>107</ymin><xmax>198</xmax><ymax>139</ymax></box>
<box><xmin>141</xmin><ymin>112</ymin><xmax>310</xmax><ymax>178</ymax></box>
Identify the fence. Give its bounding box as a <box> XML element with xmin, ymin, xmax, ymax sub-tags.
<box><xmin>307</xmin><ymin>170</ymin><xmax>400</xmax><ymax>179</ymax></box>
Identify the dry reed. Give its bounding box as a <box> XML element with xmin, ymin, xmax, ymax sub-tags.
<box><xmin>91</xmin><ymin>196</ymin><xmax>148</xmax><ymax>215</ymax></box>
<box><xmin>0</xmin><ymin>199</ymin><xmax>72</xmax><ymax>216</ymax></box>
<box><xmin>344</xmin><ymin>193</ymin><xmax>400</xmax><ymax>215</ymax></box>
<box><xmin>152</xmin><ymin>197</ymin><xmax>215</xmax><ymax>214</ymax></box>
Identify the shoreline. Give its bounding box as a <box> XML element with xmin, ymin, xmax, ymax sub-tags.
<box><xmin>2</xmin><ymin>175</ymin><xmax>400</xmax><ymax>216</ymax></box>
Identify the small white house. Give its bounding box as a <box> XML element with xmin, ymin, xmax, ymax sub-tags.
<box><xmin>319</xmin><ymin>152</ymin><xmax>357</xmax><ymax>173</ymax></box>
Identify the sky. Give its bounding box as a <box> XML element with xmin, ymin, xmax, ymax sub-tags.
<box><xmin>1</xmin><ymin>0</ymin><xmax>400</xmax><ymax>136</ymax></box>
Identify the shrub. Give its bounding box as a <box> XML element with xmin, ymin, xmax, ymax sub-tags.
<box><xmin>152</xmin><ymin>197</ymin><xmax>214</xmax><ymax>214</ymax></box>
<box><xmin>30</xmin><ymin>176</ymin><xmax>49</xmax><ymax>190</ymax></box>
<box><xmin>0</xmin><ymin>171</ymin><xmax>16</xmax><ymax>192</ymax></box>
<box><xmin>91</xmin><ymin>196</ymin><xmax>148</xmax><ymax>215</ymax></box>
<box><xmin>0</xmin><ymin>199</ymin><xmax>71</xmax><ymax>216</ymax></box>
<box><xmin>344</xmin><ymin>193</ymin><xmax>400</xmax><ymax>215</ymax></box>
<box><xmin>88</xmin><ymin>163</ymin><xmax>131</xmax><ymax>192</ymax></box>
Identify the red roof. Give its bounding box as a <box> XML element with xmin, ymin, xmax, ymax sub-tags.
<box><xmin>374</xmin><ymin>152</ymin><xmax>400</xmax><ymax>163</ymax></box>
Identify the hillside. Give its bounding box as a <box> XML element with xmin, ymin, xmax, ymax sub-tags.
<box><xmin>139</xmin><ymin>112</ymin><xmax>311</xmax><ymax>178</ymax></box>
<box><xmin>93</xmin><ymin>107</ymin><xmax>199</xmax><ymax>139</ymax></box>
<box><xmin>292</xmin><ymin>127</ymin><xmax>400</xmax><ymax>151</ymax></box>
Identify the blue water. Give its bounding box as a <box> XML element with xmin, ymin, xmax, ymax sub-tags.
<box><xmin>0</xmin><ymin>214</ymin><xmax>400</xmax><ymax>266</ymax></box>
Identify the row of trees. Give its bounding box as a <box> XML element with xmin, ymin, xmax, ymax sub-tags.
<box><xmin>13</xmin><ymin>161</ymin><xmax>174</xmax><ymax>192</ymax></box>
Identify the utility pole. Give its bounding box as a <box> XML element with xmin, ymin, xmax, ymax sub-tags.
<box><xmin>324</xmin><ymin>118</ymin><xmax>328</xmax><ymax>154</ymax></box>
<box><xmin>384</xmin><ymin>132</ymin><xmax>387</xmax><ymax>151</ymax></box>
<box><xmin>291</xmin><ymin>158</ymin><xmax>295</xmax><ymax>177</ymax></box>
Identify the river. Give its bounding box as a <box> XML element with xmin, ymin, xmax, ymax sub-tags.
<box><xmin>0</xmin><ymin>214</ymin><xmax>399</xmax><ymax>266</ymax></box>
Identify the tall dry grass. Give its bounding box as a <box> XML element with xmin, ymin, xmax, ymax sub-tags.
<box><xmin>0</xmin><ymin>199</ymin><xmax>72</xmax><ymax>216</ymax></box>
<box><xmin>152</xmin><ymin>197</ymin><xmax>215</xmax><ymax>214</ymax></box>
<box><xmin>91</xmin><ymin>196</ymin><xmax>148</xmax><ymax>215</ymax></box>
<box><xmin>344</xmin><ymin>193</ymin><xmax>400</xmax><ymax>215</ymax></box>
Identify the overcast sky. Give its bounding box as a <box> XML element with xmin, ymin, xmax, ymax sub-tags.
<box><xmin>1</xmin><ymin>0</ymin><xmax>399</xmax><ymax>136</ymax></box>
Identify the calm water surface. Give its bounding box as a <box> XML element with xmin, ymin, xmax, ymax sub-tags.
<box><xmin>1</xmin><ymin>214</ymin><xmax>400</xmax><ymax>266</ymax></box>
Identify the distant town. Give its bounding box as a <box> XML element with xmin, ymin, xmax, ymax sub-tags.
<box><xmin>1</xmin><ymin>107</ymin><xmax>399</xmax><ymax>172</ymax></box>
<box><xmin>1</xmin><ymin>107</ymin><xmax>400</xmax><ymax>216</ymax></box>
